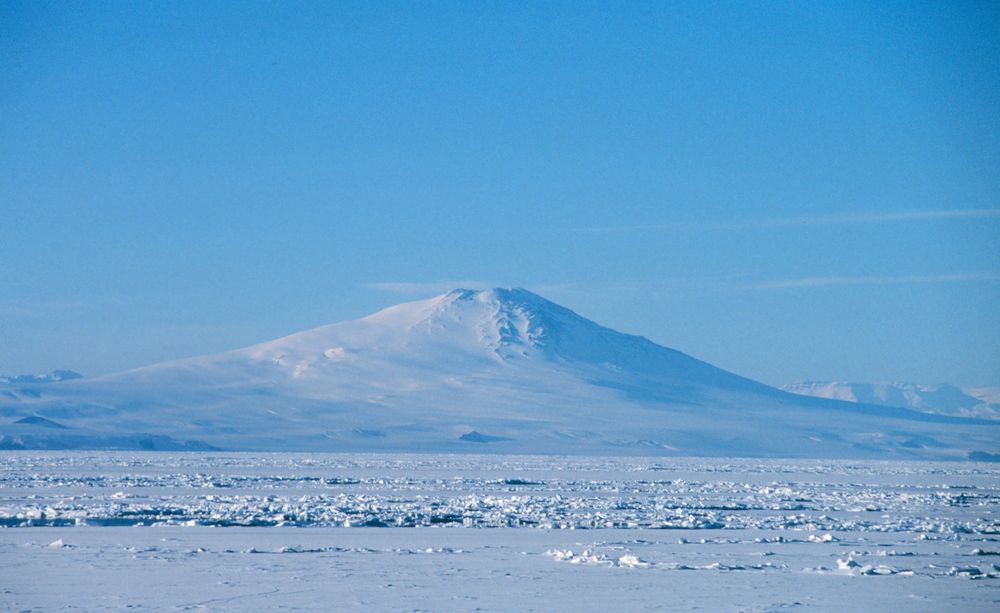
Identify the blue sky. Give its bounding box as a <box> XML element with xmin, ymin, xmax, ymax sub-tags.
<box><xmin>2</xmin><ymin>1</ymin><xmax>998</xmax><ymax>387</ymax></box>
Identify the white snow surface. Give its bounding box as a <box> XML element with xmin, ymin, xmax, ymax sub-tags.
<box><xmin>1</xmin><ymin>288</ymin><xmax>997</xmax><ymax>459</ymax></box>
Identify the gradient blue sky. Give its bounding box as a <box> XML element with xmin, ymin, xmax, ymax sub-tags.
<box><xmin>2</xmin><ymin>1</ymin><xmax>998</xmax><ymax>387</ymax></box>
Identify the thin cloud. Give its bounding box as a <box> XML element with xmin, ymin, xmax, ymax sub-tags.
<box><xmin>566</xmin><ymin>208</ymin><xmax>1000</xmax><ymax>234</ymax></box>
<box><xmin>367</xmin><ymin>281</ymin><xmax>578</xmax><ymax>297</ymax></box>
<box><xmin>367</xmin><ymin>280</ymin><xmax>495</xmax><ymax>294</ymax></box>
<box><xmin>0</xmin><ymin>297</ymin><xmax>115</xmax><ymax>318</ymax></box>
<box><xmin>750</xmin><ymin>272</ymin><xmax>1000</xmax><ymax>289</ymax></box>
<box><xmin>760</xmin><ymin>208</ymin><xmax>1000</xmax><ymax>227</ymax></box>
<box><xmin>567</xmin><ymin>221</ymin><xmax>711</xmax><ymax>234</ymax></box>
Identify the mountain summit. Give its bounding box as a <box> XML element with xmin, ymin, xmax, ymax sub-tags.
<box><xmin>232</xmin><ymin>287</ymin><xmax>769</xmax><ymax>398</ymax></box>
<box><xmin>1</xmin><ymin>289</ymin><xmax>996</xmax><ymax>459</ymax></box>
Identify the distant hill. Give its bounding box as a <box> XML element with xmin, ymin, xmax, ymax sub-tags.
<box><xmin>782</xmin><ymin>381</ymin><xmax>999</xmax><ymax>420</ymax></box>
<box><xmin>0</xmin><ymin>370</ymin><xmax>82</xmax><ymax>385</ymax></box>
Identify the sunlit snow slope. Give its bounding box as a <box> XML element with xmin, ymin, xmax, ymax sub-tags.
<box><xmin>1</xmin><ymin>289</ymin><xmax>996</xmax><ymax>459</ymax></box>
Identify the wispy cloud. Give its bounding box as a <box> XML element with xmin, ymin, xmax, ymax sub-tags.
<box><xmin>566</xmin><ymin>208</ymin><xmax>1000</xmax><ymax>234</ymax></box>
<box><xmin>367</xmin><ymin>280</ymin><xmax>495</xmax><ymax>294</ymax></box>
<box><xmin>368</xmin><ymin>271</ymin><xmax>1000</xmax><ymax>296</ymax></box>
<box><xmin>749</xmin><ymin>271</ymin><xmax>1000</xmax><ymax>289</ymax></box>
<box><xmin>0</xmin><ymin>297</ymin><xmax>106</xmax><ymax>318</ymax></box>
<box><xmin>367</xmin><ymin>280</ymin><xmax>579</xmax><ymax>296</ymax></box>
<box><xmin>759</xmin><ymin>208</ymin><xmax>1000</xmax><ymax>227</ymax></box>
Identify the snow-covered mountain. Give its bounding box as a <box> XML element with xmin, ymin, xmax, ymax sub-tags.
<box><xmin>1</xmin><ymin>288</ymin><xmax>996</xmax><ymax>459</ymax></box>
<box><xmin>782</xmin><ymin>381</ymin><xmax>1000</xmax><ymax>420</ymax></box>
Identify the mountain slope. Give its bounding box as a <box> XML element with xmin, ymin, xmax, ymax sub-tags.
<box><xmin>1</xmin><ymin>288</ymin><xmax>996</xmax><ymax>459</ymax></box>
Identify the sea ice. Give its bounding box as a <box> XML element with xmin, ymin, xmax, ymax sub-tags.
<box><xmin>0</xmin><ymin>452</ymin><xmax>997</xmax><ymax>610</ymax></box>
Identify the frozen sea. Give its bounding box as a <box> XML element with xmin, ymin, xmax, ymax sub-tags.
<box><xmin>1</xmin><ymin>453</ymin><xmax>998</xmax><ymax>611</ymax></box>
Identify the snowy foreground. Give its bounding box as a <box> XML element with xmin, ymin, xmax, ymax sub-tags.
<box><xmin>1</xmin><ymin>453</ymin><xmax>998</xmax><ymax>611</ymax></box>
